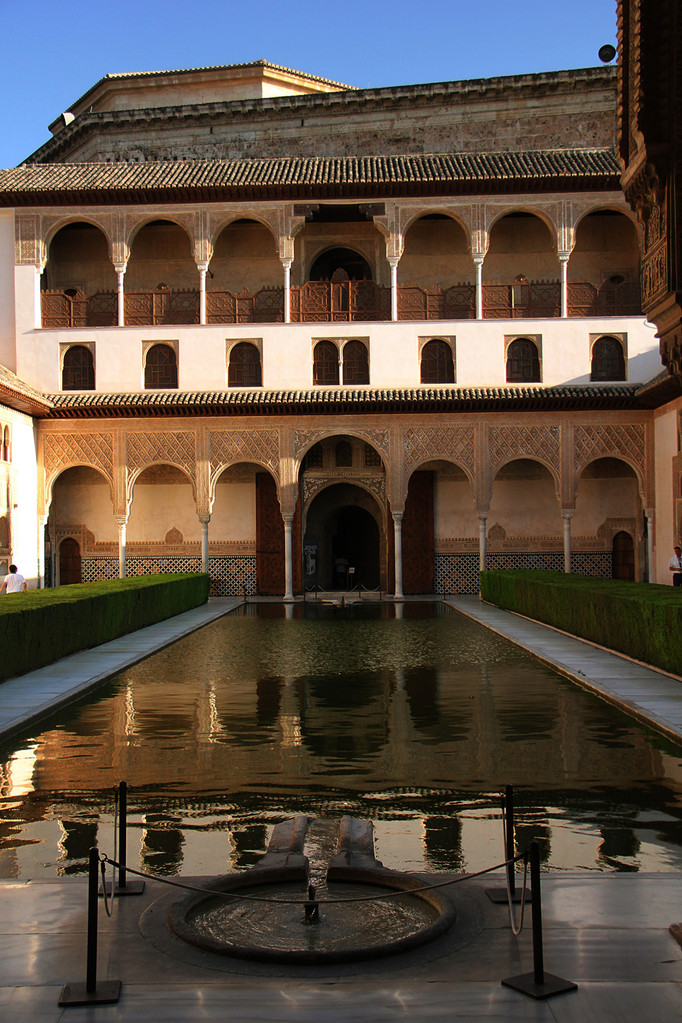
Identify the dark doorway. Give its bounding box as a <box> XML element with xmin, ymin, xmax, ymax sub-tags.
<box><xmin>309</xmin><ymin>248</ymin><xmax>372</xmax><ymax>281</ymax></box>
<box><xmin>304</xmin><ymin>483</ymin><xmax>382</xmax><ymax>590</ymax></box>
<box><xmin>612</xmin><ymin>530</ymin><xmax>635</xmax><ymax>581</ymax></box>
<box><xmin>59</xmin><ymin>537</ymin><xmax>82</xmax><ymax>584</ymax></box>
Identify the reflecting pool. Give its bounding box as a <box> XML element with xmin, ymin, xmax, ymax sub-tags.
<box><xmin>1</xmin><ymin>601</ymin><xmax>682</xmax><ymax>879</ymax></box>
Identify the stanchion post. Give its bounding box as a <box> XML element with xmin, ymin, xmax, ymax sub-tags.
<box><xmin>58</xmin><ymin>848</ymin><xmax>122</xmax><ymax>1006</ymax></box>
<box><xmin>99</xmin><ymin>781</ymin><xmax>144</xmax><ymax>897</ymax></box>
<box><xmin>486</xmin><ymin>784</ymin><xmax>529</xmax><ymax>904</ymax></box>
<box><xmin>501</xmin><ymin>841</ymin><xmax>577</xmax><ymax>1000</ymax></box>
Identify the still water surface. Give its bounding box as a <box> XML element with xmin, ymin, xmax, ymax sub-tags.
<box><xmin>2</xmin><ymin>602</ymin><xmax>682</xmax><ymax>879</ymax></box>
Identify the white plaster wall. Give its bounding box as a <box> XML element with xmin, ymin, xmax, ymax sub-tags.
<box><xmin>434</xmin><ymin>478</ymin><xmax>477</xmax><ymax>537</ymax></box>
<box><xmin>18</xmin><ymin>316</ymin><xmax>661</xmax><ymax>394</ymax></box>
<box><xmin>51</xmin><ymin>479</ymin><xmax>116</xmax><ymax>541</ymax></box>
<box><xmin>127</xmin><ymin>483</ymin><xmax>199</xmax><ymax>542</ymax></box>
<box><xmin>210</xmin><ymin>482</ymin><xmax>256</xmax><ymax>540</ymax></box>
<box><xmin>489</xmin><ymin>478</ymin><xmax>562</xmax><ymax>536</ymax></box>
<box><xmin>653</xmin><ymin>399</ymin><xmax>681</xmax><ymax>584</ymax></box>
<box><xmin>0</xmin><ymin>213</ymin><xmax>16</xmax><ymax>371</ymax></box>
<box><xmin>572</xmin><ymin>477</ymin><xmax>639</xmax><ymax>534</ymax></box>
<box><xmin>0</xmin><ymin>406</ymin><xmax>39</xmax><ymax>585</ymax></box>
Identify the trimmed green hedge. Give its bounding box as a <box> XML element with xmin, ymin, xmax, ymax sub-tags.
<box><xmin>479</xmin><ymin>570</ymin><xmax>682</xmax><ymax>676</ymax></box>
<box><xmin>0</xmin><ymin>573</ymin><xmax>209</xmax><ymax>682</ymax></box>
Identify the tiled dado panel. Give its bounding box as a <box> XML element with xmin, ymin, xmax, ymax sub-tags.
<box><xmin>434</xmin><ymin>551</ymin><xmax>613</xmax><ymax>594</ymax></box>
<box><xmin>81</xmin><ymin>555</ymin><xmax>257</xmax><ymax>595</ymax></box>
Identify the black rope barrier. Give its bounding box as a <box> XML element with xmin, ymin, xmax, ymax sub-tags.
<box><xmin>101</xmin><ymin>850</ymin><xmax>527</xmax><ymax>907</ymax></box>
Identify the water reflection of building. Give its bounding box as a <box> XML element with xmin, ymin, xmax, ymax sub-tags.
<box><xmin>0</xmin><ymin>53</ymin><xmax>679</xmax><ymax>593</ymax></box>
<box><xmin>3</xmin><ymin>613</ymin><xmax>677</xmax><ymax>875</ymax></box>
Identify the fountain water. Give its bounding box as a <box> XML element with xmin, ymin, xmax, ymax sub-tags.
<box><xmin>168</xmin><ymin>816</ymin><xmax>456</xmax><ymax>963</ymax></box>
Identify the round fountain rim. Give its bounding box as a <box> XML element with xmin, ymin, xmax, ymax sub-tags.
<box><xmin>167</xmin><ymin>862</ymin><xmax>457</xmax><ymax>964</ymax></box>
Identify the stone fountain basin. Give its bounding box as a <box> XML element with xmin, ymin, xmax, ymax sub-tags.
<box><xmin>167</xmin><ymin>818</ymin><xmax>456</xmax><ymax>964</ymax></box>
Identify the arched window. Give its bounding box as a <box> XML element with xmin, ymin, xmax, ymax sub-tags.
<box><xmin>313</xmin><ymin>340</ymin><xmax>339</xmax><ymax>385</ymax></box>
<box><xmin>591</xmin><ymin>336</ymin><xmax>626</xmax><ymax>381</ymax></box>
<box><xmin>228</xmin><ymin>342</ymin><xmax>262</xmax><ymax>386</ymax></box>
<box><xmin>421</xmin><ymin>339</ymin><xmax>454</xmax><ymax>383</ymax></box>
<box><xmin>304</xmin><ymin>442</ymin><xmax>324</xmax><ymax>469</ymax></box>
<box><xmin>144</xmin><ymin>344</ymin><xmax>177</xmax><ymax>389</ymax></box>
<box><xmin>506</xmin><ymin>338</ymin><xmax>540</xmax><ymax>383</ymax></box>
<box><xmin>62</xmin><ymin>345</ymin><xmax>95</xmax><ymax>390</ymax></box>
<box><xmin>335</xmin><ymin>440</ymin><xmax>353</xmax><ymax>467</ymax></box>
<box><xmin>342</xmin><ymin>340</ymin><xmax>369</xmax><ymax>385</ymax></box>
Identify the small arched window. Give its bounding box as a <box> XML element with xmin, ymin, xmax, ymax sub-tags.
<box><xmin>506</xmin><ymin>338</ymin><xmax>540</xmax><ymax>383</ymax></box>
<box><xmin>304</xmin><ymin>442</ymin><xmax>324</xmax><ymax>469</ymax></box>
<box><xmin>591</xmin><ymin>336</ymin><xmax>626</xmax><ymax>381</ymax></box>
<box><xmin>144</xmin><ymin>344</ymin><xmax>178</xmax><ymax>389</ymax></box>
<box><xmin>421</xmin><ymin>339</ymin><xmax>454</xmax><ymax>384</ymax></box>
<box><xmin>342</xmin><ymin>340</ymin><xmax>369</xmax><ymax>385</ymax></box>
<box><xmin>228</xmin><ymin>342</ymin><xmax>262</xmax><ymax>387</ymax></box>
<box><xmin>313</xmin><ymin>340</ymin><xmax>339</xmax><ymax>385</ymax></box>
<box><xmin>62</xmin><ymin>345</ymin><xmax>95</xmax><ymax>390</ymax></box>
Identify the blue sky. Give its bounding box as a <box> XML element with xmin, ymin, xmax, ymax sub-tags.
<box><xmin>0</xmin><ymin>0</ymin><xmax>618</xmax><ymax>168</ymax></box>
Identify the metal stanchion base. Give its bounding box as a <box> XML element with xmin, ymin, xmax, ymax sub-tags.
<box><xmin>58</xmin><ymin>980</ymin><xmax>122</xmax><ymax>1006</ymax></box>
<box><xmin>502</xmin><ymin>972</ymin><xmax>577</xmax><ymax>1000</ymax></box>
<box><xmin>670</xmin><ymin>923</ymin><xmax>682</xmax><ymax>947</ymax></box>
<box><xmin>98</xmin><ymin>879</ymin><xmax>145</xmax><ymax>897</ymax></box>
<box><xmin>486</xmin><ymin>887</ymin><xmax>531</xmax><ymax>904</ymax></box>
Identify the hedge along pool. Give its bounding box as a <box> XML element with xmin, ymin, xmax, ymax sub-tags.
<box><xmin>1</xmin><ymin>601</ymin><xmax>682</xmax><ymax>880</ymax></box>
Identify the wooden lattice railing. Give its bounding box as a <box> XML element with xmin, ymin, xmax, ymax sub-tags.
<box><xmin>41</xmin><ymin>277</ymin><xmax>643</xmax><ymax>327</ymax></box>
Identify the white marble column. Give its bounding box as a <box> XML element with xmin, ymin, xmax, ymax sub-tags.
<box><xmin>389</xmin><ymin>258</ymin><xmax>399</xmax><ymax>321</ymax></box>
<box><xmin>198</xmin><ymin>514</ymin><xmax>210</xmax><ymax>574</ymax></box>
<box><xmin>559</xmin><ymin>253</ymin><xmax>570</xmax><ymax>318</ymax></box>
<box><xmin>393</xmin><ymin>512</ymin><xmax>404</xmax><ymax>600</ymax></box>
<box><xmin>198</xmin><ymin>263</ymin><xmax>208</xmax><ymax>325</ymax></box>
<box><xmin>283</xmin><ymin>516</ymin><xmax>294</xmax><ymax>602</ymax></box>
<box><xmin>282</xmin><ymin>259</ymin><xmax>292</xmax><ymax>324</ymax></box>
<box><xmin>114</xmin><ymin>263</ymin><xmax>126</xmax><ymax>327</ymax></box>
<box><xmin>116</xmin><ymin>516</ymin><xmax>128</xmax><ymax>578</ymax></box>
<box><xmin>478</xmin><ymin>514</ymin><xmax>488</xmax><ymax>572</ymax></box>
<box><xmin>562</xmin><ymin>510</ymin><xmax>573</xmax><ymax>573</ymax></box>
<box><xmin>645</xmin><ymin>508</ymin><xmax>654</xmax><ymax>583</ymax></box>
<box><xmin>474</xmin><ymin>257</ymin><xmax>484</xmax><ymax>320</ymax></box>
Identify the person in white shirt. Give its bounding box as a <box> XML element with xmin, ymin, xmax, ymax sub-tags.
<box><xmin>670</xmin><ymin>546</ymin><xmax>682</xmax><ymax>587</ymax></box>
<box><xmin>0</xmin><ymin>565</ymin><xmax>26</xmax><ymax>593</ymax></box>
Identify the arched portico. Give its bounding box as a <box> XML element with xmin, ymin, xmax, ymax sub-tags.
<box><xmin>48</xmin><ymin>465</ymin><xmax>117</xmax><ymax>584</ymax></box>
<box><xmin>573</xmin><ymin>457</ymin><xmax>643</xmax><ymax>579</ymax></box>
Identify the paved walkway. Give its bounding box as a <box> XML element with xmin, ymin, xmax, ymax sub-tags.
<box><xmin>446</xmin><ymin>596</ymin><xmax>682</xmax><ymax>744</ymax></box>
<box><xmin>0</xmin><ymin>598</ymin><xmax>241</xmax><ymax>741</ymax></box>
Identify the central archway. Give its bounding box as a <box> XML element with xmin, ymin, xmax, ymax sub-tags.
<box><xmin>303</xmin><ymin>483</ymin><xmax>382</xmax><ymax>590</ymax></box>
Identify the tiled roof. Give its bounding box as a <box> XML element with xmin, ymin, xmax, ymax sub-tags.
<box><xmin>44</xmin><ymin>384</ymin><xmax>641</xmax><ymax>419</ymax></box>
<box><xmin>0</xmin><ymin>149</ymin><xmax>621</xmax><ymax>205</ymax></box>
<box><xmin>0</xmin><ymin>365</ymin><xmax>53</xmax><ymax>416</ymax></box>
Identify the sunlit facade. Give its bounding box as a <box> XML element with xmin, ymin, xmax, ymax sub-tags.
<box><xmin>0</xmin><ymin>59</ymin><xmax>679</xmax><ymax>594</ymax></box>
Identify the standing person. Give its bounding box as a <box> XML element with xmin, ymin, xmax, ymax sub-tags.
<box><xmin>670</xmin><ymin>546</ymin><xmax>682</xmax><ymax>586</ymax></box>
<box><xmin>0</xmin><ymin>565</ymin><xmax>27</xmax><ymax>593</ymax></box>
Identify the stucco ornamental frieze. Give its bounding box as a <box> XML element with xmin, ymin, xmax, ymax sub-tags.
<box><xmin>302</xmin><ymin>471</ymin><xmax>386</xmax><ymax>510</ymax></box>
<box><xmin>488</xmin><ymin>425</ymin><xmax>561</xmax><ymax>481</ymax></box>
<box><xmin>126</xmin><ymin>430</ymin><xmax>197</xmax><ymax>487</ymax></box>
<box><xmin>402</xmin><ymin>426</ymin><xmax>475</xmax><ymax>480</ymax></box>
<box><xmin>209</xmin><ymin>429</ymin><xmax>280</xmax><ymax>482</ymax></box>
<box><xmin>292</xmin><ymin>427</ymin><xmax>389</xmax><ymax>464</ymax></box>
<box><xmin>573</xmin><ymin>423</ymin><xmax>647</xmax><ymax>488</ymax></box>
<box><xmin>43</xmin><ymin>431</ymin><xmax>114</xmax><ymax>491</ymax></box>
